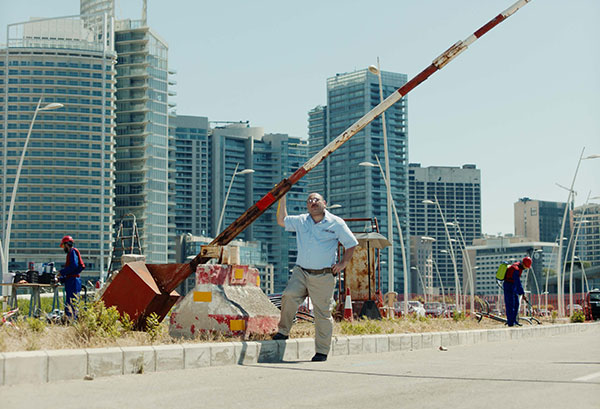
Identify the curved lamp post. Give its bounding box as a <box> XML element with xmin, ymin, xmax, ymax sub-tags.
<box><xmin>359</xmin><ymin>157</ymin><xmax>408</xmax><ymax>315</ymax></box>
<box><xmin>2</xmin><ymin>99</ymin><xmax>63</xmax><ymax>280</ymax></box>
<box><xmin>216</xmin><ymin>163</ymin><xmax>254</xmax><ymax>235</ymax></box>
<box><xmin>423</xmin><ymin>198</ymin><xmax>461</xmax><ymax>311</ymax></box>
<box><xmin>554</xmin><ymin>149</ymin><xmax>599</xmax><ymax>316</ymax></box>
<box><xmin>368</xmin><ymin>60</ymin><xmax>394</xmax><ymax>296</ymax></box>
<box><xmin>427</xmin><ymin>257</ymin><xmax>446</xmax><ymax>307</ymax></box>
<box><xmin>446</xmin><ymin>221</ymin><xmax>475</xmax><ymax>313</ymax></box>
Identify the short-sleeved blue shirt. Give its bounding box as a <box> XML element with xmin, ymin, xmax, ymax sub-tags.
<box><xmin>284</xmin><ymin>210</ymin><xmax>358</xmax><ymax>270</ymax></box>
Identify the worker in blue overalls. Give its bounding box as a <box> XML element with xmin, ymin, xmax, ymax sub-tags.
<box><xmin>504</xmin><ymin>256</ymin><xmax>531</xmax><ymax>326</ymax></box>
<box><xmin>58</xmin><ymin>235</ymin><xmax>85</xmax><ymax>320</ymax></box>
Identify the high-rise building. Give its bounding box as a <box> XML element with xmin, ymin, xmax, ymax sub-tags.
<box><xmin>171</xmin><ymin>115</ymin><xmax>210</xmax><ymax>236</ymax></box>
<box><xmin>515</xmin><ymin>198</ymin><xmax>570</xmax><ymax>243</ymax></box>
<box><xmin>254</xmin><ymin>133</ymin><xmax>308</xmax><ymax>291</ymax></box>
<box><xmin>571</xmin><ymin>203</ymin><xmax>600</xmax><ymax>268</ymax></box>
<box><xmin>408</xmin><ymin>163</ymin><xmax>482</xmax><ymax>294</ymax></box>
<box><xmin>1</xmin><ymin>14</ymin><xmax>116</xmax><ymax>281</ymax></box>
<box><xmin>308</xmin><ymin>68</ymin><xmax>409</xmax><ymax>292</ymax></box>
<box><xmin>113</xmin><ymin>17</ymin><xmax>172</xmax><ymax>264</ymax></box>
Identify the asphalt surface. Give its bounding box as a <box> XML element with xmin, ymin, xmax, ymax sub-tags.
<box><xmin>3</xmin><ymin>328</ymin><xmax>599</xmax><ymax>409</ymax></box>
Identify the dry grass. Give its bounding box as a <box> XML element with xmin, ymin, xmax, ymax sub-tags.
<box><xmin>0</xmin><ymin>314</ymin><xmax>558</xmax><ymax>353</ymax></box>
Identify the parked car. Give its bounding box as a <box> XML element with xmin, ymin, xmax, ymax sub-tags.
<box><xmin>394</xmin><ymin>300</ymin><xmax>426</xmax><ymax>317</ymax></box>
<box><xmin>443</xmin><ymin>304</ymin><xmax>457</xmax><ymax>318</ymax></box>
<box><xmin>584</xmin><ymin>289</ymin><xmax>600</xmax><ymax>320</ymax></box>
<box><xmin>424</xmin><ymin>302</ymin><xmax>443</xmax><ymax>317</ymax></box>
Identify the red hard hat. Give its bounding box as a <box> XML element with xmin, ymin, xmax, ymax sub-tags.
<box><xmin>60</xmin><ymin>235</ymin><xmax>74</xmax><ymax>247</ymax></box>
<box><xmin>522</xmin><ymin>256</ymin><xmax>532</xmax><ymax>269</ymax></box>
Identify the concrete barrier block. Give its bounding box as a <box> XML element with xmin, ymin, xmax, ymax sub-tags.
<box><xmin>448</xmin><ymin>331</ymin><xmax>459</xmax><ymax>346</ymax></box>
<box><xmin>231</xmin><ymin>341</ymin><xmax>259</xmax><ymax>365</ymax></box>
<box><xmin>211</xmin><ymin>342</ymin><xmax>236</xmax><ymax>366</ymax></box>
<box><xmin>281</xmin><ymin>339</ymin><xmax>298</xmax><ymax>361</ymax></box>
<box><xmin>3</xmin><ymin>350</ymin><xmax>47</xmax><ymax>385</ymax></box>
<box><xmin>440</xmin><ymin>332</ymin><xmax>450</xmax><ymax>347</ymax></box>
<box><xmin>183</xmin><ymin>343</ymin><xmax>212</xmax><ymax>368</ymax></box>
<box><xmin>509</xmin><ymin>328</ymin><xmax>522</xmax><ymax>340</ymax></box>
<box><xmin>348</xmin><ymin>336</ymin><xmax>363</xmax><ymax>355</ymax></box>
<box><xmin>154</xmin><ymin>344</ymin><xmax>184</xmax><ymax>372</ymax></box>
<box><xmin>122</xmin><ymin>346</ymin><xmax>155</xmax><ymax>374</ymax></box>
<box><xmin>296</xmin><ymin>338</ymin><xmax>315</xmax><ymax>360</ymax></box>
<box><xmin>332</xmin><ymin>336</ymin><xmax>349</xmax><ymax>356</ymax></box>
<box><xmin>0</xmin><ymin>353</ymin><xmax>4</xmax><ymax>386</ymax></box>
<box><xmin>457</xmin><ymin>331</ymin><xmax>467</xmax><ymax>345</ymax></box>
<box><xmin>411</xmin><ymin>333</ymin><xmax>422</xmax><ymax>350</ymax></box>
<box><xmin>487</xmin><ymin>329</ymin><xmax>501</xmax><ymax>343</ymax></box>
<box><xmin>429</xmin><ymin>332</ymin><xmax>442</xmax><ymax>348</ymax></box>
<box><xmin>48</xmin><ymin>349</ymin><xmax>87</xmax><ymax>381</ymax></box>
<box><xmin>86</xmin><ymin>347</ymin><xmax>123</xmax><ymax>378</ymax></box>
<box><xmin>388</xmin><ymin>334</ymin><xmax>402</xmax><ymax>351</ymax></box>
<box><xmin>362</xmin><ymin>335</ymin><xmax>377</xmax><ymax>354</ymax></box>
<box><xmin>473</xmin><ymin>330</ymin><xmax>487</xmax><ymax>344</ymax></box>
<box><xmin>421</xmin><ymin>332</ymin><xmax>433</xmax><ymax>349</ymax></box>
<box><xmin>375</xmin><ymin>335</ymin><xmax>389</xmax><ymax>353</ymax></box>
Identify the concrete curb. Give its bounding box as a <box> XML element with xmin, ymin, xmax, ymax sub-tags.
<box><xmin>1</xmin><ymin>322</ymin><xmax>598</xmax><ymax>387</ymax></box>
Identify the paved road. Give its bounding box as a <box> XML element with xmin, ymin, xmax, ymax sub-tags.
<box><xmin>3</xmin><ymin>329</ymin><xmax>599</xmax><ymax>409</ymax></box>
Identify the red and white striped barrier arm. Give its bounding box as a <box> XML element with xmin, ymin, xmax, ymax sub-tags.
<box><xmin>208</xmin><ymin>0</ymin><xmax>533</xmax><ymax>249</ymax></box>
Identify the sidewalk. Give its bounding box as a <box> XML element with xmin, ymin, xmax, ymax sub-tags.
<box><xmin>1</xmin><ymin>321</ymin><xmax>598</xmax><ymax>387</ymax></box>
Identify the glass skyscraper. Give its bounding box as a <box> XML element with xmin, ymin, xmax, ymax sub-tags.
<box><xmin>1</xmin><ymin>14</ymin><xmax>116</xmax><ymax>280</ymax></box>
<box><xmin>308</xmin><ymin>68</ymin><xmax>409</xmax><ymax>292</ymax></box>
<box><xmin>114</xmin><ymin>19</ymin><xmax>171</xmax><ymax>264</ymax></box>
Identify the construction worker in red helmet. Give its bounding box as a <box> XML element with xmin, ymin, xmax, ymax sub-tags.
<box><xmin>503</xmin><ymin>256</ymin><xmax>531</xmax><ymax>326</ymax></box>
<box><xmin>58</xmin><ymin>235</ymin><xmax>85</xmax><ymax>320</ymax></box>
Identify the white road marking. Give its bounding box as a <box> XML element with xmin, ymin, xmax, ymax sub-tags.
<box><xmin>573</xmin><ymin>371</ymin><xmax>600</xmax><ymax>382</ymax></box>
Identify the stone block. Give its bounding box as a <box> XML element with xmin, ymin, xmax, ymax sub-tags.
<box><xmin>440</xmin><ymin>332</ymin><xmax>450</xmax><ymax>347</ymax></box>
<box><xmin>281</xmin><ymin>339</ymin><xmax>298</xmax><ymax>361</ymax></box>
<box><xmin>122</xmin><ymin>346</ymin><xmax>155</xmax><ymax>374</ymax></box>
<box><xmin>296</xmin><ymin>338</ymin><xmax>315</xmax><ymax>360</ymax></box>
<box><xmin>3</xmin><ymin>350</ymin><xmax>48</xmax><ymax>385</ymax></box>
<box><xmin>362</xmin><ymin>335</ymin><xmax>377</xmax><ymax>354</ymax></box>
<box><xmin>154</xmin><ymin>344</ymin><xmax>184</xmax><ymax>371</ymax></box>
<box><xmin>47</xmin><ymin>349</ymin><xmax>87</xmax><ymax>381</ymax></box>
<box><xmin>232</xmin><ymin>342</ymin><xmax>259</xmax><ymax>365</ymax></box>
<box><xmin>348</xmin><ymin>336</ymin><xmax>363</xmax><ymax>355</ymax></box>
<box><xmin>375</xmin><ymin>335</ymin><xmax>389</xmax><ymax>353</ymax></box>
<box><xmin>211</xmin><ymin>342</ymin><xmax>236</xmax><ymax>366</ymax></box>
<box><xmin>86</xmin><ymin>347</ymin><xmax>123</xmax><ymax>378</ymax></box>
<box><xmin>421</xmin><ymin>332</ymin><xmax>433</xmax><ymax>349</ymax></box>
<box><xmin>429</xmin><ymin>332</ymin><xmax>442</xmax><ymax>348</ymax></box>
<box><xmin>0</xmin><ymin>353</ymin><xmax>4</xmax><ymax>386</ymax></box>
<box><xmin>332</xmin><ymin>336</ymin><xmax>349</xmax><ymax>356</ymax></box>
<box><xmin>411</xmin><ymin>333</ymin><xmax>422</xmax><ymax>350</ymax></box>
<box><xmin>448</xmin><ymin>331</ymin><xmax>459</xmax><ymax>346</ymax></box>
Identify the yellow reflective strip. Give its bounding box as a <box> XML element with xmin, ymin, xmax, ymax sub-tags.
<box><xmin>256</xmin><ymin>276</ymin><xmax>260</xmax><ymax>287</ymax></box>
<box><xmin>229</xmin><ymin>319</ymin><xmax>245</xmax><ymax>331</ymax></box>
<box><xmin>234</xmin><ymin>268</ymin><xmax>244</xmax><ymax>280</ymax></box>
<box><xmin>193</xmin><ymin>291</ymin><xmax>212</xmax><ymax>302</ymax></box>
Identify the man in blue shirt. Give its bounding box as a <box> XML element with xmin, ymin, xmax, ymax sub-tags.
<box><xmin>273</xmin><ymin>192</ymin><xmax>358</xmax><ymax>361</ymax></box>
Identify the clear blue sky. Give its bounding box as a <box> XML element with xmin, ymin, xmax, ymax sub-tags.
<box><xmin>2</xmin><ymin>0</ymin><xmax>599</xmax><ymax>236</ymax></box>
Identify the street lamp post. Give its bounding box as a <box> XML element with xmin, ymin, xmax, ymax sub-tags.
<box><xmin>216</xmin><ymin>163</ymin><xmax>254</xmax><ymax>235</ymax></box>
<box><xmin>411</xmin><ymin>266</ymin><xmax>427</xmax><ymax>303</ymax></box>
<box><xmin>427</xmin><ymin>257</ymin><xmax>446</xmax><ymax>308</ymax></box>
<box><xmin>555</xmin><ymin>148</ymin><xmax>599</xmax><ymax>317</ymax></box>
<box><xmin>368</xmin><ymin>60</ymin><xmax>394</xmax><ymax>295</ymax></box>
<box><xmin>423</xmin><ymin>198</ymin><xmax>461</xmax><ymax>311</ymax></box>
<box><xmin>447</xmin><ymin>221</ymin><xmax>475</xmax><ymax>314</ymax></box>
<box><xmin>359</xmin><ymin>157</ymin><xmax>408</xmax><ymax>315</ymax></box>
<box><xmin>1</xmin><ymin>99</ymin><xmax>63</xmax><ymax>284</ymax></box>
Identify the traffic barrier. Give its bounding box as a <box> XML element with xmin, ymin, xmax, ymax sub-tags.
<box><xmin>169</xmin><ymin>264</ymin><xmax>280</xmax><ymax>338</ymax></box>
<box><xmin>344</xmin><ymin>287</ymin><xmax>353</xmax><ymax>321</ymax></box>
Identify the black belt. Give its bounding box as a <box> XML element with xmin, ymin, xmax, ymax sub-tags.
<box><xmin>299</xmin><ymin>266</ymin><xmax>333</xmax><ymax>275</ymax></box>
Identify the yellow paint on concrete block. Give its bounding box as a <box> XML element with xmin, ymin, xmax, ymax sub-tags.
<box><xmin>234</xmin><ymin>268</ymin><xmax>244</xmax><ymax>280</ymax></box>
<box><xmin>256</xmin><ymin>276</ymin><xmax>260</xmax><ymax>287</ymax></box>
<box><xmin>193</xmin><ymin>291</ymin><xmax>212</xmax><ymax>302</ymax></box>
<box><xmin>230</xmin><ymin>319</ymin><xmax>245</xmax><ymax>331</ymax></box>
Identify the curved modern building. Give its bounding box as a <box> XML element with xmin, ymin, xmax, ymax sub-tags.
<box><xmin>1</xmin><ymin>14</ymin><xmax>116</xmax><ymax>281</ymax></box>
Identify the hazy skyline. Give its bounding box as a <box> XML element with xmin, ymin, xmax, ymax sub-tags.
<box><xmin>2</xmin><ymin>0</ymin><xmax>599</xmax><ymax>237</ymax></box>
